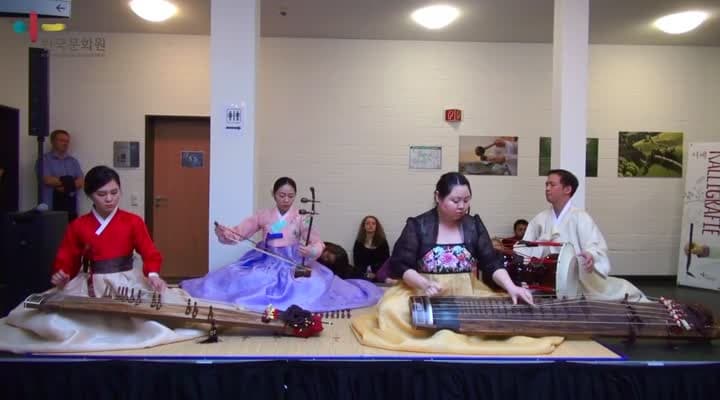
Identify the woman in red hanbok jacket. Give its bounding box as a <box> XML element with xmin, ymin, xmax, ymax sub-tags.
<box><xmin>0</xmin><ymin>166</ymin><xmax>204</xmax><ymax>353</ymax></box>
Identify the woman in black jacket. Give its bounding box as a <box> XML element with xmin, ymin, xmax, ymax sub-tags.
<box><xmin>351</xmin><ymin>172</ymin><xmax>561</xmax><ymax>355</ymax></box>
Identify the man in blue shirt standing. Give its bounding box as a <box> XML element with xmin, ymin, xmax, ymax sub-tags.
<box><xmin>37</xmin><ymin>129</ymin><xmax>83</xmax><ymax>220</ymax></box>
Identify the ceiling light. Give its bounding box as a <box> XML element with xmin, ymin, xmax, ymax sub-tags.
<box><xmin>411</xmin><ymin>5</ymin><xmax>460</xmax><ymax>30</ymax></box>
<box><xmin>653</xmin><ymin>11</ymin><xmax>709</xmax><ymax>34</ymax></box>
<box><xmin>129</xmin><ymin>0</ymin><xmax>178</xmax><ymax>22</ymax></box>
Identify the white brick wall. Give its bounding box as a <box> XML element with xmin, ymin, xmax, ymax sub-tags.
<box><xmin>2</xmin><ymin>31</ymin><xmax>718</xmax><ymax>275</ymax></box>
<box><xmin>258</xmin><ymin>39</ymin><xmax>720</xmax><ymax>275</ymax></box>
<box><xmin>1</xmin><ymin>32</ymin><xmax>210</xmax><ymax>216</ymax></box>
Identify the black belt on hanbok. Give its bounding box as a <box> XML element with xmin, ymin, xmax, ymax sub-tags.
<box><xmin>89</xmin><ymin>255</ymin><xmax>134</xmax><ymax>274</ymax></box>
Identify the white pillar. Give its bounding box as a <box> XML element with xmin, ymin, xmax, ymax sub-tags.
<box><xmin>551</xmin><ymin>0</ymin><xmax>589</xmax><ymax>208</ymax></box>
<box><xmin>209</xmin><ymin>0</ymin><xmax>258</xmax><ymax>270</ymax></box>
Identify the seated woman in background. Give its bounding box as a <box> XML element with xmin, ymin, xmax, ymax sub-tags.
<box><xmin>181</xmin><ymin>177</ymin><xmax>383</xmax><ymax>313</ymax></box>
<box><xmin>353</xmin><ymin>215</ymin><xmax>390</xmax><ymax>281</ymax></box>
<box><xmin>0</xmin><ymin>166</ymin><xmax>203</xmax><ymax>353</ymax></box>
<box><xmin>351</xmin><ymin>172</ymin><xmax>563</xmax><ymax>355</ymax></box>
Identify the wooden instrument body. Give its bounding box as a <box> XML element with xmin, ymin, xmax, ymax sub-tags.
<box><xmin>409</xmin><ymin>296</ymin><xmax>720</xmax><ymax>340</ymax></box>
<box><xmin>24</xmin><ymin>291</ymin><xmax>295</xmax><ymax>335</ymax></box>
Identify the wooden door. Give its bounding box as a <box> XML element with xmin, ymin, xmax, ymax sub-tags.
<box><xmin>148</xmin><ymin>117</ymin><xmax>209</xmax><ymax>278</ymax></box>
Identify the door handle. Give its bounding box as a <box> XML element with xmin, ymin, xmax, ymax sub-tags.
<box><xmin>154</xmin><ymin>196</ymin><xmax>168</xmax><ymax>207</ymax></box>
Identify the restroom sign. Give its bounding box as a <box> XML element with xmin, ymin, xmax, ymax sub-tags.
<box><xmin>225</xmin><ymin>104</ymin><xmax>243</xmax><ymax>132</ymax></box>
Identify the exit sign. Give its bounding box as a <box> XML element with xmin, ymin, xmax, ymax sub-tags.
<box><xmin>445</xmin><ymin>109</ymin><xmax>462</xmax><ymax>122</ymax></box>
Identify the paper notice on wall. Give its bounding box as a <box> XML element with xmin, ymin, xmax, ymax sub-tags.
<box><xmin>677</xmin><ymin>142</ymin><xmax>720</xmax><ymax>290</ymax></box>
<box><xmin>409</xmin><ymin>146</ymin><xmax>441</xmax><ymax>169</ymax></box>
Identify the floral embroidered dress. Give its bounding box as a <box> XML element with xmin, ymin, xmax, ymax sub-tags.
<box><xmin>420</xmin><ymin>244</ymin><xmax>475</xmax><ymax>274</ymax></box>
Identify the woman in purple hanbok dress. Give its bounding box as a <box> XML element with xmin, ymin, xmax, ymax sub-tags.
<box><xmin>181</xmin><ymin>177</ymin><xmax>383</xmax><ymax>312</ymax></box>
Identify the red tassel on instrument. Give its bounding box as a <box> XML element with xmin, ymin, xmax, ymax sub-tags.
<box><xmin>291</xmin><ymin>314</ymin><xmax>323</xmax><ymax>338</ymax></box>
<box><xmin>262</xmin><ymin>304</ymin><xmax>324</xmax><ymax>338</ymax></box>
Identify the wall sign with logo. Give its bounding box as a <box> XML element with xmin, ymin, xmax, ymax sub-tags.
<box><xmin>39</xmin><ymin>33</ymin><xmax>106</xmax><ymax>57</ymax></box>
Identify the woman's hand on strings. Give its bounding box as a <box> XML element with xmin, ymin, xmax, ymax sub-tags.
<box><xmin>423</xmin><ymin>280</ymin><xmax>445</xmax><ymax>297</ymax></box>
<box><xmin>507</xmin><ymin>284</ymin><xmax>534</xmax><ymax>305</ymax></box>
<box><xmin>50</xmin><ymin>270</ymin><xmax>70</xmax><ymax>288</ymax></box>
<box><xmin>148</xmin><ymin>275</ymin><xmax>168</xmax><ymax>292</ymax></box>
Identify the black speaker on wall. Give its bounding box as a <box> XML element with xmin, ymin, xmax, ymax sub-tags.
<box><xmin>0</xmin><ymin>211</ymin><xmax>67</xmax><ymax>316</ymax></box>
<box><xmin>28</xmin><ymin>47</ymin><xmax>49</xmax><ymax>138</ymax></box>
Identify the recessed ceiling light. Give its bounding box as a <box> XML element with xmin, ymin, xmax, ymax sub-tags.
<box><xmin>411</xmin><ymin>5</ymin><xmax>460</xmax><ymax>30</ymax></box>
<box><xmin>654</xmin><ymin>11</ymin><xmax>709</xmax><ymax>34</ymax></box>
<box><xmin>129</xmin><ymin>0</ymin><xmax>178</xmax><ymax>23</ymax></box>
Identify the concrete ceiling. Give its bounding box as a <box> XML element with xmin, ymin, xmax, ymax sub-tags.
<box><xmin>4</xmin><ymin>0</ymin><xmax>720</xmax><ymax>46</ymax></box>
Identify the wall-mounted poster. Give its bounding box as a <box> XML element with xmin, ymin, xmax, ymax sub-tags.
<box><xmin>459</xmin><ymin>136</ymin><xmax>518</xmax><ymax>176</ymax></box>
<box><xmin>677</xmin><ymin>143</ymin><xmax>720</xmax><ymax>291</ymax></box>
<box><xmin>618</xmin><ymin>131</ymin><xmax>683</xmax><ymax>177</ymax></box>
<box><xmin>537</xmin><ymin>137</ymin><xmax>599</xmax><ymax>177</ymax></box>
<box><xmin>409</xmin><ymin>146</ymin><xmax>442</xmax><ymax>169</ymax></box>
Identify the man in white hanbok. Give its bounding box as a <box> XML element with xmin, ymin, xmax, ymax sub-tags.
<box><xmin>516</xmin><ymin>169</ymin><xmax>646</xmax><ymax>301</ymax></box>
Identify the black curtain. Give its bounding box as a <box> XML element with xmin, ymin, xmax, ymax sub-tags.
<box><xmin>1</xmin><ymin>360</ymin><xmax>718</xmax><ymax>400</ymax></box>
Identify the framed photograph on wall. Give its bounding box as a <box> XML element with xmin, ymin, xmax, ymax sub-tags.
<box><xmin>618</xmin><ymin>131</ymin><xmax>683</xmax><ymax>177</ymax></box>
<box><xmin>459</xmin><ymin>136</ymin><xmax>518</xmax><ymax>176</ymax></box>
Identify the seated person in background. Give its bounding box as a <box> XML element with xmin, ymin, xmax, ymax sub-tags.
<box><xmin>320</xmin><ymin>242</ymin><xmax>365</xmax><ymax>279</ymax></box>
<box><xmin>501</xmin><ymin>219</ymin><xmax>528</xmax><ymax>250</ymax></box>
<box><xmin>351</xmin><ymin>172</ymin><xmax>563</xmax><ymax>355</ymax></box>
<box><xmin>516</xmin><ymin>169</ymin><xmax>645</xmax><ymax>301</ymax></box>
<box><xmin>353</xmin><ymin>215</ymin><xmax>390</xmax><ymax>281</ymax></box>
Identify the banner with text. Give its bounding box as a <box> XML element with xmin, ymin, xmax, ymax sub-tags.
<box><xmin>677</xmin><ymin>142</ymin><xmax>720</xmax><ymax>290</ymax></box>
